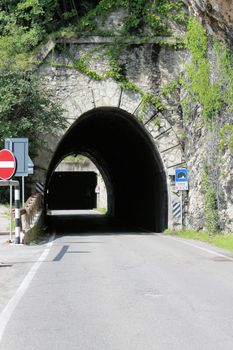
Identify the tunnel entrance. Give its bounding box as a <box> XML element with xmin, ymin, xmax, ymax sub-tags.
<box><xmin>45</xmin><ymin>107</ymin><xmax>168</xmax><ymax>233</ymax></box>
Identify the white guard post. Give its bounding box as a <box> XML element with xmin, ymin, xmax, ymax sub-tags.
<box><xmin>14</xmin><ymin>185</ymin><xmax>20</xmax><ymax>244</ymax></box>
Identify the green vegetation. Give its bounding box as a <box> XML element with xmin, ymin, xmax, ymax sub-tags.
<box><xmin>0</xmin><ymin>69</ymin><xmax>65</xmax><ymax>155</ymax></box>
<box><xmin>0</xmin><ymin>0</ymin><xmax>187</xmax><ymax>141</ymax></box>
<box><xmin>213</xmin><ymin>38</ymin><xmax>233</xmax><ymax>112</ymax></box>
<box><xmin>0</xmin><ymin>1</ymin><xmax>74</xmax><ymax>156</ymax></box>
<box><xmin>164</xmin><ymin>229</ymin><xmax>233</xmax><ymax>254</ymax></box>
<box><xmin>183</xmin><ymin>17</ymin><xmax>233</xmax><ymax>224</ymax></box>
<box><xmin>1</xmin><ymin>3</ymin><xmax>231</xmax><ymax>131</ymax></box>
<box><xmin>78</xmin><ymin>0</ymin><xmax>128</xmax><ymax>33</ymax></box>
<box><xmin>220</xmin><ymin>124</ymin><xmax>233</xmax><ymax>155</ymax></box>
<box><xmin>183</xmin><ymin>18</ymin><xmax>233</xmax><ymax>125</ymax></box>
<box><xmin>0</xmin><ymin>0</ymin><xmax>100</xmax><ymax>67</ymax></box>
<box><xmin>96</xmin><ymin>207</ymin><xmax>108</xmax><ymax>214</ymax></box>
<box><xmin>62</xmin><ymin>46</ymin><xmax>104</xmax><ymax>81</ymax></box>
<box><xmin>160</xmin><ymin>80</ymin><xmax>179</xmax><ymax>95</ymax></box>
<box><xmin>78</xmin><ymin>0</ymin><xmax>186</xmax><ymax>36</ymax></box>
<box><xmin>57</xmin><ymin>38</ymin><xmax>166</xmax><ymax>113</ymax></box>
<box><xmin>153</xmin><ymin>118</ymin><xmax>161</xmax><ymax>127</ymax></box>
<box><xmin>182</xmin><ymin>19</ymin><xmax>233</xmax><ymax>231</ymax></box>
<box><xmin>0</xmin><ymin>0</ymin><xmax>187</xmax><ymax>68</ymax></box>
<box><xmin>0</xmin><ymin>1</ymin><xmax>232</xmax><ymax>236</ymax></box>
<box><xmin>201</xmin><ymin>166</ymin><xmax>219</xmax><ymax>233</ymax></box>
<box><xmin>62</xmin><ymin>154</ymin><xmax>90</xmax><ymax>165</ymax></box>
<box><xmin>184</xmin><ymin>18</ymin><xmax>222</xmax><ymax>123</ymax></box>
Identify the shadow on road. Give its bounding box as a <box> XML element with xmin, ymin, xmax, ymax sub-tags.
<box><xmin>46</xmin><ymin>213</ymin><xmax>155</xmax><ymax>236</ymax></box>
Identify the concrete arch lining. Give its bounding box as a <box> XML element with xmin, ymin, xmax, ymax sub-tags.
<box><xmin>45</xmin><ymin>107</ymin><xmax>168</xmax><ymax>232</ymax></box>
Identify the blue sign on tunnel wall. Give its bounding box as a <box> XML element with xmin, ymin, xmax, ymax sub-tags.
<box><xmin>175</xmin><ymin>169</ymin><xmax>188</xmax><ymax>183</ymax></box>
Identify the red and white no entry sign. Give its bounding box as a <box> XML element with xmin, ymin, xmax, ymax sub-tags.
<box><xmin>0</xmin><ymin>149</ymin><xmax>16</xmax><ymax>180</ymax></box>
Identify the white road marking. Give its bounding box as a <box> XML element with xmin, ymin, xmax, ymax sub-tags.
<box><xmin>0</xmin><ymin>161</ymin><xmax>15</xmax><ymax>168</ymax></box>
<box><xmin>0</xmin><ymin>235</ymin><xmax>55</xmax><ymax>343</ymax></box>
<box><xmin>144</xmin><ymin>293</ymin><xmax>164</xmax><ymax>298</ymax></box>
<box><xmin>162</xmin><ymin>235</ymin><xmax>233</xmax><ymax>261</ymax></box>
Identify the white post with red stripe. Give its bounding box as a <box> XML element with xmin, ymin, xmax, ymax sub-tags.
<box><xmin>0</xmin><ymin>150</ymin><xmax>21</xmax><ymax>244</ymax></box>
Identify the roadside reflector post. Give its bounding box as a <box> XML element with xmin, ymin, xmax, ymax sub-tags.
<box><xmin>14</xmin><ymin>184</ymin><xmax>21</xmax><ymax>244</ymax></box>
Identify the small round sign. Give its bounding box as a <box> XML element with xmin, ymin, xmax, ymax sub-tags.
<box><xmin>95</xmin><ymin>185</ymin><xmax>100</xmax><ymax>193</ymax></box>
<box><xmin>0</xmin><ymin>149</ymin><xmax>16</xmax><ymax>180</ymax></box>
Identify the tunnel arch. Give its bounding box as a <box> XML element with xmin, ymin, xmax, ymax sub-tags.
<box><xmin>45</xmin><ymin>107</ymin><xmax>168</xmax><ymax>232</ymax></box>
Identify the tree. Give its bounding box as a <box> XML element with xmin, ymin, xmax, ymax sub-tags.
<box><xmin>0</xmin><ymin>69</ymin><xmax>65</xmax><ymax>156</ymax></box>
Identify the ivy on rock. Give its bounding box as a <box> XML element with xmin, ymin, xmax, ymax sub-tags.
<box><xmin>183</xmin><ymin>18</ymin><xmax>233</xmax><ymax>125</ymax></box>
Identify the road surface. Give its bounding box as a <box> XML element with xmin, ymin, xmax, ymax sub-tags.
<box><xmin>0</xmin><ymin>232</ymin><xmax>233</xmax><ymax>349</ymax></box>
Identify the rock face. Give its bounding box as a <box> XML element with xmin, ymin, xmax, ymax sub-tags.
<box><xmin>183</xmin><ymin>0</ymin><xmax>233</xmax><ymax>231</ymax></box>
<box><xmin>185</xmin><ymin>0</ymin><xmax>233</xmax><ymax>44</ymax></box>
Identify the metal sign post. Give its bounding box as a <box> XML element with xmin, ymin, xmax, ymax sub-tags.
<box><xmin>175</xmin><ymin>168</ymin><xmax>189</xmax><ymax>228</ymax></box>
<box><xmin>181</xmin><ymin>191</ymin><xmax>183</xmax><ymax>228</ymax></box>
<box><xmin>10</xmin><ymin>184</ymin><xmax>13</xmax><ymax>242</ymax></box>
<box><xmin>6</xmin><ymin>140</ymin><xmax>14</xmax><ymax>234</ymax></box>
<box><xmin>22</xmin><ymin>176</ymin><xmax>25</xmax><ymax>205</ymax></box>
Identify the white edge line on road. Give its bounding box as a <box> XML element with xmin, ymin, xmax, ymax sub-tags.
<box><xmin>162</xmin><ymin>234</ymin><xmax>233</xmax><ymax>261</ymax></box>
<box><xmin>0</xmin><ymin>234</ymin><xmax>55</xmax><ymax>343</ymax></box>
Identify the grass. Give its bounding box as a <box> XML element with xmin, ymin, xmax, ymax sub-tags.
<box><xmin>163</xmin><ymin>229</ymin><xmax>233</xmax><ymax>253</ymax></box>
<box><xmin>96</xmin><ymin>208</ymin><xmax>107</xmax><ymax>214</ymax></box>
<box><xmin>0</xmin><ymin>204</ymin><xmax>16</xmax><ymax>232</ymax></box>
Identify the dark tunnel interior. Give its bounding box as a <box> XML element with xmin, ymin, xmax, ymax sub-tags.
<box><xmin>45</xmin><ymin>107</ymin><xmax>168</xmax><ymax>233</ymax></box>
<box><xmin>48</xmin><ymin>171</ymin><xmax>98</xmax><ymax>210</ymax></box>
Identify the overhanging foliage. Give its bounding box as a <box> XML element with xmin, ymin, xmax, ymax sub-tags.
<box><xmin>0</xmin><ymin>69</ymin><xmax>65</xmax><ymax>156</ymax></box>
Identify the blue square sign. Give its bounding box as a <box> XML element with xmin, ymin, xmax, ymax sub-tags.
<box><xmin>175</xmin><ymin>169</ymin><xmax>188</xmax><ymax>183</ymax></box>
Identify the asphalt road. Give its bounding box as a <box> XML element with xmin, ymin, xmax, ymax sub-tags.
<box><xmin>1</xmin><ymin>232</ymin><xmax>233</xmax><ymax>350</ymax></box>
